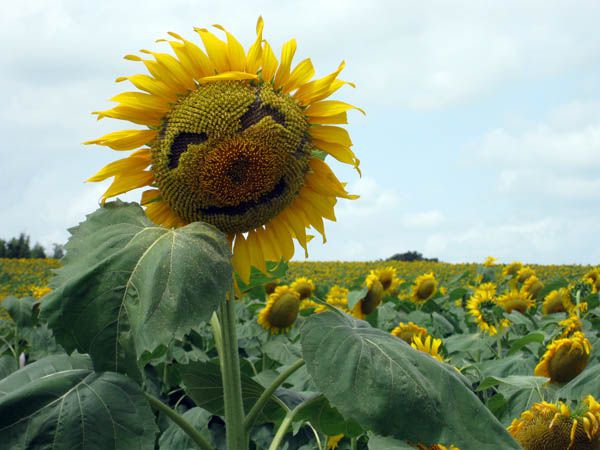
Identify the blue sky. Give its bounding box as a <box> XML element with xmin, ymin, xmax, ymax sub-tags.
<box><xmin>1</xmin><ymin>0</ymin><xmax>599</xmax><ymax>264</ymax></box>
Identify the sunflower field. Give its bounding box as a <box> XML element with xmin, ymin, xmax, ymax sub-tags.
<box><xmin>2</xmin><ymin>16</ymin><xmax>600</xmax><ymax>450</ymax></box>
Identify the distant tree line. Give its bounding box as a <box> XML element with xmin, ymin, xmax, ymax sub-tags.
<box><xmin>0</xmin><ymin>233</ymin><xmax>64</xmax><ymax>259</ymax></box>
<box><xmin>387</xmin><ymin>251</ymin><xmax>439</xmax><ymax>262</ymax></box>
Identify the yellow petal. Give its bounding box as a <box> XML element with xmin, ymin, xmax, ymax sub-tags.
<box><xmin>294</xmin><ymin>195</ymin><xmax>326</xmax><ymax>241</ymax></box>
<box><xmin>309</xmin><ymin>125</ymin><xmax>352</xmax><ymax>147</ymax></box>
<box><xmin>301</xmin><ymin>187</ymin><xmax>336</xmax><ymax>221</ymax></box>
<box><xmin>256</xmin><ymin>227</ymin><xmax>279</xmax><ymax>262</ymax></box>
<box><xmin>195</xmin><ymin>28</ymin><xmax>230</xmax><ymax>73</ymax></box>
<box><xmin>246</xmin><ymin>229</ymin><xmax>267</xmax><ymax>273</ymax></box>
<box><xmin>283</xmin><ymin>58</ymin><xmax>315</xmax><ymax>94</ymax></box>
<box><xmin>93</xmin><ymin>105</ymin><xmax>164</xmax><ymax>127</ymax></box>
<box><xmin>145</xmin><ymin>200</ymin><xmax>183</xmax><ymax>228</ymax></box>
<box><xmin>141</xmin><ymin>189</ymin><xmax>161</xmax><ymax>205</ymax></box>
<box><xmin>199</xmin><ymin>71</ymin><xmax>258</xmax><ymax>84</ymax></box>
<box><xmin>110</xmin><ymin>92</ymin><xmax>170</xmax><ymax>114</ymax></box>
<box><xmin>311</xmin><ymin>139</ymin><xmax>359</xmax><ymax>168</ymax></box>
<box><xmin>84</xmin><ymin>129</ymin><xmax>157</xmax><ymax>150</ymax></box>
<box><xmin>163</xmin><ymin>36</ymin><xmax>214</xmax><ymax>79</ymax></box>
<box><xmin>116</xmin><ymin>75</ymin><xmax>177</xmax><ymax>102</ymax></box>
<box><xmin>308</xmin><ymin>112</ymin><xmax>348</xmax><ymax>125</ymax></box>
<box><xmin>274</xmin><ymin>38</ymin><xmax>297</xmax><ymax>89</ymax></box>
<box><xmin>269</xmin><ymin>218</ymin><xmax>295</xmax><ymax>261</ymax></box>
<box><xmin>213</xmin><ymin>24</ymin><xmax>247</xmax><ymax>72</ymax></box>
<box><xmin>140</xmin><ymin>50</ymin><xmax>196</xmax><ymax>91</ymax></box>
<box><xmin>87</xmin><ymin>150</ymin><xmax>151</xmax><ymax>182</ymax></box>
<box><xmin>293</xmin><ymin>61</ymin><xmax>345</xmax><ymax>105</ymax></box>
<box><xmin>261</xmin><ymin>41</ymin><xmax>278</xmax><ymax>82</ymax></box>
<box><xmin>305</xmin><ymin>100</ymin><xmax>365</xmax><ymax>117</ymax></box>
<box><xmin>232</xmin><ymin>234</ymin><xmax>252</xmax><ymax>283</ymax></box>
<box><xmin>101</xmin><ymin>171</ymin><xmax>154</xmax><ymax>200</ymax></box>
<box><xmin>306</xmin><ymin>158</ymin><xmax>358</xmax><ymax>199</ymax></box>
<box><xmin>246</xmin><ymin>16</ymin><xmax>264</xmax><ymax>75</ymax></box>
<box><xmin>279</xmin><ymin>209</ymin><xmax>309</xmax><ymax>256</ymax></box>
<box><xmin>126</xmin><ymin>54</ymin><xmax>188</xmax><ymax>94</ymax></box>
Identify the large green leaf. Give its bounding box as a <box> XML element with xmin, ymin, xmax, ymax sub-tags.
<box><xmin>0</xmin><ymin>355</ymin><xmax>18</xmax><ymax>380</ymax></box>
<box><xmin>367</xmin><ymin>434</ymin><xmax>414</xmax><ymax>450</ymax></box>
<box><xmin>179</xmin><ymin>360</ymin><xmax>285</xmax><ymax>424</ymax></box>
<box><xmin>2</xmin><ymin>296</ymin><xmax>36</xmax><ymax>327</ymax></box>
<box><xmin>300</xmin><ymin>312</ymin><xmax>521</xmax><ymax>449</ymax></box>
<box><xmin>558</xmin><ymin>364</ymin><xmax>600</xmax><ymax>400</ymax></box>
<box><xmin>40</xmin><ymin>202</ymin><xmax>232</xmax><ymax>372</ymax></box>
<box><xmin>159</xmin><ymin>407</ymin><xmax>214</xmax><ymax>449</ymax></box>
<box><xmin>295</xmin><ymin>394</ymin><xmax>363</xmax><ymax>437</ymax></box>
<box><xmin>0</xmin><ymin>355</ymin><xmax>156</xmax><ymax>449</ymax></box>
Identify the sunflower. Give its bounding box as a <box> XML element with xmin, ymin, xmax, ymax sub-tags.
<box><xmin>466</xmin><ymin>283</ymin><xmax>510</xmax><ymax>336</ymax></box>
<box><xmin>411</xmin><ymin>335</ymin><xmax>444</xmax><ymax>362</ymax></box>
<box><xmin>517</xmin><ymin>267</ymin><xmax>537</xmax><ymax>284</ymax></box>
<box><xmin>30</xmin><ymin>286</ymin><xmax>52</xmax><ymax>299</ymax></box>
<box><xmin>310</xmin><ymin>284</ymin><xmax>350</xmax><ymax>313</ymax></box>
<box><xmin>86</xmin><ymin>18</ymin><xmax>361</xmax><ymax>283</ymax></box>
<box><xmin>483</xmin><ymin>256</ymin><xmax>497</xmax><ymax>267</ymax></box>
<box><xmin>327</xmin><ymin>434</ymin><xmax>344</xmax><ymax>449</ymax></box>
<box><xmin>391</xmin><ymin>321</ymin><xmax>428</xmax><ymax>343</ymax></box>
<box><xmin>257</xmin><ymin>285</ymin><xmax>301</xmax><ymax>334</ymax></box>
<box><xmin>264</xmin><ymin>280</ymin><xmax>279</xmax><ymax>295</ymax></box>
<box><xmin>534</xmin><ymin>332</ymin><xmax>591</xmax><ymax>383</ymax></box>
<box><xmin>290</xmin><ymin>277</ymin><xmax>315</xmax><ymax>300</ymax></box>
<box><xmin>583</xmin><ymin>269</ymin><xmax>600</xmax><ymax>294</ymax></box>
<box><xmin>351</xmin><ymin>274</ymin><xmax>384</xmax><ymax>319</ymax></box>
<box><xmin>508</xmin><ymin>396</ymin><xmax>600</xmax><ymax>450</ymax></box>
<box><xmin>542</xmin><ymin>288</ymin><xmax>574</xmax><ymax>315</ymax></box>
<box><xmin>522</xmin><ymin>276</ymin><xmax>544</xmax><ymax>300</ymax></box>
<box><xmin>498</xmin><ymin>290</ymin><xmax>535</xmax><ymax>314</ymax></box>
<box><xmin>559</xmin><ymin>315</ymin><xmax>583</xmax><ymax>338</ymax></box>
<box><xmin>369</xmin><ymin>266</ymin><xmax>401</xmax><ymax>293</ymax></box>
<box><xmin>411</xmin><ymin>272</ymin><xmax>438</xmax><ymax>304</ymax></box>
<box><xmin>503</xmin><ymin>261</ymin><xmax>523</xmax><ymax>278</ymax></box>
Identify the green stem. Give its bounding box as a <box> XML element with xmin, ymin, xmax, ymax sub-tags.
<box><xmin>145</xmin><ymin>393</ymin><xmax>213</xmax><ymax>450</ymax></box>
<box><xmin>268</xmin><ymin>395</ymin><xmax>323</xmax><ymax>450</ymax></box>
<box><xmin>217</xmin><ymin>288</ymin><xmax>247</xmax><ymax>450</ymax></box>
<box><xmin>350</xmin><ymin>436</ymin><xmax>358</xmax><ymax>450</ymax></box>
<box><xmin>244</xmin><ymin>358</ymin><xmax>305</xmax><ymax>431</ymax></box>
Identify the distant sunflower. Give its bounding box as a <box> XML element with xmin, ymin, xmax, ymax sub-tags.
<box><xmin>542</xmin><ymin>288</ymin><xmax>574</xmax><ymax>315</ymax></box>
<box><xmin>503</xmin><ymin>261</ymin><xmax>523</xmax><ymax>278</ymax></box>
<box><xmin>498</xmin><ymin>290</ymin><xmax>535</xmax><ymax>314</ymax></box>
<box><xmin>391</xmin><ymin>321</ymin><xmax>428</xmax><ymax>343</ymax></box>
<box><xmin>31</xmin><ymin>286</ymin><xmax>52</xmax><ymax>299</ymax></box>
<box><xmin>522</xmin><ymin>276</ymin><xmax>544</xmax><ymax>300</ymax></box>
<box><xmin>516</xmin><ymin>267</ymin><xmax>537</xmax><ymax>284</ymax></box>
<box><xmin>534</xmin><ymin>332</ymin><xmax>591</xmax><ymax>383</ymax></box>
<box><xmin>411</xmin><ymin>335</ymin><xmax>444</xmax><ymax>363</ymax></box>
<box><xmin>370</xmin><ymin>266</ymin><xmax>401</xmax><ymax>293</ymax></box>
<box><xmin>290</xmin><ymin>277</ymin><xmax>315</xmax><ymax>300</ymax></box>
<box><xmin>583</xmin><ymin>269</ymin><xmax>600</xmax><ymax>294</ymax></box>
<box><xmin>466</xmin><ymin>283</ymin><xmax>509</xmax><ymax>336</ymax></box>
<box><xmin>258</xmin><ymin>285</ymin><xmax>301</xmax><ymax>334</ymax></box>
<box><xmin>311</xmin><ymin>285</ymin><xmax>350</xmax><ymax>313</ymax></box>
<box><xmin>86</xmin><ymin>18</ymin><xmax>361</xmax><ymax>283</ymax></box>
<box><xmin>411</xmin><ymin>272</ymin><xmax>438</xmax><ymax>304</ymax></box>
<box><xmin>558</xmin><ymin>315</ymin><xmax>583</xmax><ymax>338</ymax></box>
<box><xmin>483</xmin><ymin>256</ymin><xmax>497</xmax><ymax>267</ymax></box>
<box><xmin>351</xmin><ymin>274</ymin><xmax>384</xmax><ymax>319</ymax></box>
<box><xmin>508</xmin><ymin>396</ymin><xmax>600</xmax><ymax>450</ymax></box>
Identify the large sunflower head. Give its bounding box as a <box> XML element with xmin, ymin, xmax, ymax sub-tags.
<box><xmin>351</xmin><ymin>274</ymin><xmax>384</xmax><ymax>319</ymax></box>
<box><xmin>542</xmin><ymin>288</ymin><xmax>574</xmax><ymax>315</ymax></box>
<box><xmin>498</xmin><ymin>289</ymin><xmax>535</xmax><ymax>314</ymax></box>
<box><xmin>391</xmin><ymin>321</ymin><xmax>428</xmax><ymax>343</ymax></box>
<box><xmin>86</xmin><ymin>18</ymin><xmax>361</xmax><ymax>283</ymax></box>
<box><xmin>508</xmin><ymin>396</ymin><xmax>600</xmax><ymax>450</ymax></box>
<box><xmin>411</xmin><ymin>335</ymin><xmax>445</xmax><ymax>363</ymax></box>
<box><xmin>411</xmin><ymin>272</ymin><xmax>438</xmax><ymax>304</ymax></box>
<box><xmin>522</xmin><ymin>276</ymin><xmax>544</xmax><ymax>300</ymax></box>
<box><xmin>290</xmin><ymin>277</ymin><xmax>315</xmax><ymax>300</ymax></box>
<box><xmin>534</xmin><ymin>332</ymin><xmax>591</xmax><ymax>383</ymax></box>
<box><xmin>466</xmin><ymin>283</ymin><xmax>510</xmax><ymax>336</ymax></box>
<box><xmin>370</xmin><ymin>266</ymin><xmax>401</xmax><ymax>293</ymax></box>
<box><xmin>257</xmin><ymin>285</ymin><xmax>301</xmax><ymax>334</ymax></box>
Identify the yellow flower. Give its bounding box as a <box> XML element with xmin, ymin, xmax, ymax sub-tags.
<box><xmin>327</xmin><ymin>434</ymin><xmax>344</xmax><ymax>449</ymax></box>
<box><xmin>466</xmin><ymin>283</ymin><xmax>509</xmax><ymax>336</ymax></box>
<box><xmin>351</xmin><ymin>274</ymin><xmax>384</xmax><ymax>319</ymax></box>
<box><xmin>257</xmin><ymin>285</ymin><xmax>301</xmax><ymax>334</ymax></box>
<box><xmin>516</xmin><ymin>267</ymin><xmax>537</xmax><ymax>284</ymax></box>
<box><xmin>290</xmin><ymin>277</ymin><xmax>315</xmax><ymax>300</ymax></box>
<box><xmin>503</xmin><ymin>261</ymin><xmax>523</xmax><ymax>277</ymax></box>
<box><xmin>391</xmin><ymin>322</ymin><xmax>428</xmax><ymax>344</ymax></box>
<box><xmin>542</xmin><ymin>288</ymin><xmax>574</xmax><ymax>315</ymax></box>
<box><xmin>508</xmin><ymin>396</ymin><xmax>600</xmax><ymax>450</ymax></box>
<box><xmin>30</xmin><ymin>286</ymin><xmax>52</xmax><ymax>299</ymax></box>
<box><xmin>534</xmin><ymin>332</ymin><xmax>591</xmax><ymax>383</ymax></box>
<box><xmin>522</xmin><ymin>276</ymin><xmax>544</xmax><ymax>300</ymax></box>
<box><xmin>369</xmin><ymin>266</ymin><xmax>401</xmax><ymax>293</ymax></box>
<box><xmin>558</xmin><ymin>315</ymin><xmax>583</xmax><ymax>338</ymax></box>
<box><xmin>86</xmin><ymin>18</ymin><xmax>362</xmax><ymax>283</ymax></box>
<box><xmin>583</xmin><ymin>268</ymin><xmax>600</xmax><ymax>293</ymax></box>
<box><xmin>264</xmin><ymin>280</ymin><xmax>279</xmax><ymax>295</ymax></box>
<box><xmin>411</xmin><ymin>335</ymin><xmax>444</xmax><ymax>362</ymax></box>
<box><xmin>483</xmin><ymin>256</ymin><xmax>497</xmax><ymax>267</ymax></box>
<box><xmin>497</xmin><ymin>290</ymin><xmax>535</xmax><ymax>314</ymax></box>
<box><xmin>411</xmin><ymin>272</ymin><xmax>438</xmax><ymax>304</ymax></box>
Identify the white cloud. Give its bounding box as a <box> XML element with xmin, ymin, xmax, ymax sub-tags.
<box><xmin>401</xmin><ymin>210</ymin><xmax>445</xmax><ymax>228</ymax></box>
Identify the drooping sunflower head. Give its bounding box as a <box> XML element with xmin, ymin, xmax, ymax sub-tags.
<box><xmin>498</xmin><ymin>290</ymin><xmax>535</xmax><ymax>314</ymax></box>
<box><xmin>370</xmin><ymin>266</ymin><xmax>401</xmax><ymax>293</ymax></box>
<box><xmin>86</xmin><ymin>18</ymin><xmax>362</xmax><ymax>283</ymax></box>
<box><xmin>559</xmin><ymin>315</ymin><xmax>583</xmax><ymax>338</ymax></box>
<box><xmin>542</xmin><ymin>288</ymin><xmax>574</xmax><ymax>315</ymax></box>
<box><xmin>264</xmin><ymin>280</ymin><xmax>280</xmax><ymax>295</ymax></box>
<box><xmin>522</xmin><ymin>276</ymin><xmax>544</xmax><ymax>300</ymax></box>
<box><xmin>351</xmin><ymin>273</ymin><xmax>384</xmax><ymax>319</ymax></box>
<box><xmin>508</xmin><ymin>396</ymin><xmax>600</xmax><ymax>450</ymax></box>
<box><xmin>391</xmin><ymin>321</ymin><xmax>428</xmax><ymax>344</ymax></box>
<box><xmin>466</xmin><ymin>283</ymin><xmax>510</xmax><ymax>336</ymax></box>
<box><xmin>411</xmin><ymin>272</ymin><xmax>438</xmax><ymax>304</ymax></box>
<box><xmin>411</xmin><ymin>335</ymin><xmax>445</xmax><ymax>363</ymax></box>
<box><xmin>516</xmin><ymin>267</ymin><xmax>537</xmax><ymax>284</ymax></box>
<box><xmin>257</xmin><ymin>285</ymin><xmax>301</xmax><ymax>334</ymax></box>
<box><xmin>534</xmin><ymin>332</ymin><xmax>591</xmax><ymax>383</ymax></box>
<box><xmin>290</xmin><ymin>277</ymin><xmax>315</xmax><ymax>300</ymax></box>
<box><xmin>583</xmin><ymin>269</ymin><xmax>600</xmax><ymax>293</ymax></box>
<box><xmin>503</xmin><ymin>261</ymin><xmax>524</xmax><ymax>278</ymax></box>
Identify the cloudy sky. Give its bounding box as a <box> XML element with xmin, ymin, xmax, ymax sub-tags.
<box><xmin>1</xmin><ymin>0</ymin><xmax>599</xmax><ymax>264</ymax></box>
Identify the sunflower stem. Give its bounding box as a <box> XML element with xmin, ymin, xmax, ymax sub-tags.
<box><xmin>350</xmin><ymin>437</ymin><xmax>358</xmax><ymax>450</ymax></box>
<box><xmin>145</xmin><ymin>393</ymin><xmax>214</xmax><ymax>450</ymax></box>
<box><xmin>268</xmin><ymin>395</ymin><xmax>323</xmax><ymax>450</ymax></box>
<box><xmin>217</xmin><ymin>287</ymin><xmax>248</xmax><ymax>450</ymax></box>
<box><xmin>244</xmin><ymin>358</ymin><xmax>305</xmax><ymax>431</ymax></box>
